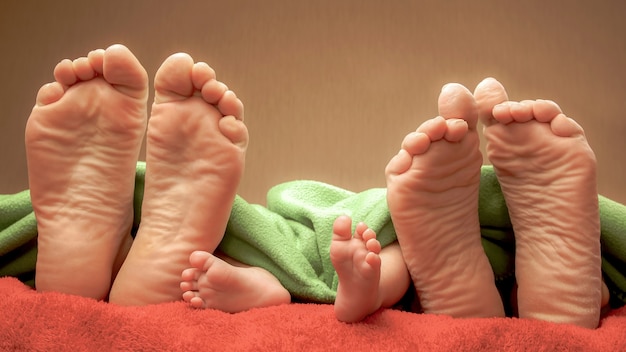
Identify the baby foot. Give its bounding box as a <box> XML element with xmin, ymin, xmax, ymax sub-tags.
<box><xmin>26</xmin><ymin>44</ymin><xmax>148</xmax><ymax>300</ymax></box>
<box><xmin>385</xmin><ymin>83</ymin><xmax>504</xmax><ymax>318</ymax></box>
<box><xmin>180</xmin><ymin>251</ymin><xmax>291</xmax><ymax>313</ymax></box>
<box><xmin>474</xmin><ymin>78</ymin><xmax>602</xmax><ymax>328</ymax></box>
<box><xmin>330</xmin><ymin>216</ymin><xmax>383</xmax><ymax>322</ymax></box>
<box><xmin>109</xmin><ymin>53</ymin><xmax>248</xmax><ymax>305</ymax></box>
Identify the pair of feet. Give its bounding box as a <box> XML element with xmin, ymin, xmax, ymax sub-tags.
<box><xmin>27</xmin><ymin>44</ymin><xmax>250</xmax><ymax>305</ymax></box>
<box><xmin>386</xmin><ymin>80</ymin><xmax>604</xmax><ymax>328</ymax></box>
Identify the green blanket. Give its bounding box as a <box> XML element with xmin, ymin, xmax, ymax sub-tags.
<box><xmin>1</xmin><ymin>163</ymin><xmax>625</xmax><ymax>309</ymax></box>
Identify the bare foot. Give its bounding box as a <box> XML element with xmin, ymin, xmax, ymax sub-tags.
<box><xmin>474</xmin><ymin>77</ymin><xmax>602</xmax><ymax>328</ymax></box>
<box><xmin>26</xmin><ymin>44</ymin><xmax>148</xmax><ymax>300</ymax></box>
<box><xmin>109</xmin><ymin>53</ymin><xmax>248</xmax><ymax>305</ymax></box>
<box><xmin>385</xmin><ymin>84</ymin><xmax>504</xmax><ymax>318</ymax></box>
<box><xmin>180</xmin><ymin>251</ymin><xmax>290</xmax><ymax>312</ymax></box>
<box><xmin>330</xmin><ymin>216</ymin><xmax>383</xmax><ymax>322</ymax></box>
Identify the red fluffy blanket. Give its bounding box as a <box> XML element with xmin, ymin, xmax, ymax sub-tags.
<box><xmin>1</xmin><ymin>277</ymin><xmax>624</xmax><ymax>351</ymax></box>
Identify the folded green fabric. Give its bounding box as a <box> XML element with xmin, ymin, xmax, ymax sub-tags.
<box><xmin>1</xmin><ymin>163</ymin><xmax>625</xmax><ymax>308</ymax></box>
<box><xmin>0</xmin><ymin>191</ymin><xmax>37</xmax><ymax>287</ymax></box>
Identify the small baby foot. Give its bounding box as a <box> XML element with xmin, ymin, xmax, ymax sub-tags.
<box><xmin>109</xmin><ymin>53</ymin><xmax>248</xmax><ymax>305</ymax></box>
<box><xmin>26</xmin><ymin>44</ymin><xmax>148</xmax><ymax>300</ymax></box>
<box><xmin>474</xmin><ymin>77</ymin><xmax>602</xmax><ymax>329</ymax></box>
<box><xmin>180</xmin><ymin>251</ymin><xmax>291</xmax><ymax>312</ymax></box>
<box><xmin>330</xmin><ymin>216</ymin><xmax>383</xmax><ymax>322</ymax></box>
<box><xmin>385</xmin><ymin>83</ymin><xmax>504</xmax><ymax>318</ymax></box>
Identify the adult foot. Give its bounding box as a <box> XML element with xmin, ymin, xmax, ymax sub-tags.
<box><xmin>109</xmin><ymin>53</ymin><xmax>248</xmax><ymax>305</ymax></box>
<box><xmin>330</xmin><ymin>216</ymin><xmax>383</xmax><ymax>322</ymax></box>
<box><xmin>385</xmin><ymin>83</ymin><xmax>504</xmax><ymax>318</ymax></box>
<box><xmin>26</xmin><ymin>44</ymin><xmax>148</xmax><ymax>299</ymax></box>
<box><xmin>474</xmin><ymin>77</ymin><xmax>602</xmax><ymax>328</ymax></box>
<box><xmin>180</xmin><ymin>251</ymin><xmax>291</xmax><ymax>312</ymax></box>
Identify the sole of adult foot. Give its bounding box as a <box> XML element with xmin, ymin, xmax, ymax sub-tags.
<box><xmin>25</xmin><ymin>44</ymin><xmax>148</xmax><ymax>300</ymax></box>
<box><xmin>180</xmin><ymin>251</ymin><xmax>291</xmax><ymax>312</ymax></box>
<box><xmin>108</xmin><ymin>53</ymin><xmax>248</xmax><ymax>305</ymax></box>
<box><xmin>474</xmin><ymin>78</ymin><xmax>602</xmax><ymax>329</ymax></box>
<box><xmin>385</xmin><ymin>84</ymin><xmax>504</xmax><ymax>318</ymax></box>
<box><xmin>330</xmin><ymin>216</ymin><xmax>383</xmax><ymax>322</ymax></box>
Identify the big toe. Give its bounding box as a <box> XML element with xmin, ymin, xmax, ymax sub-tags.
<box><xmin>332</xmin><ymin>216</ymin><xmax>353</xmax><ymax>241</ymax></box>
<box><xmin>438</xmin><ymin>83</ymin><xmax>478</xmax><ymax>129</ymax></box>
<box><xmin>189</xmin><ymin>250</ymin><xmax>213</xmax><ymax>270</ymax></box>
<box><xmin>154</xmin><ymin>53</ymin><xmax>196</xmax><ymax>103</ymax></box>
<box><xmin>473</xmin><ymin>77</ymin><xmax>509</xmax><ymax>126</ymax></box>
<box><xmin>102</xmin><ymin>44</ymin><xmax>149</xmax><ymax>99</ymax></box>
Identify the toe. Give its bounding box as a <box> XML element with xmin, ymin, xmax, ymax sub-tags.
<box><xmin>401</xmin><ymin>132</ymin><xmax>432</xmax><ymax>155</ymax></box>
<box><xmin>385</xmin><ymin>130</ymin><xmax>433</xmax><ymax>176</ymax></box>
<box><xmin>180</xmin><ymin>279</ymin><xmax>198</xmax><ymax>292</ymax></box>
<box><xmin>53</xmin><ymin>59</ymin><xmax>77</xmax><ymax>86</ymax></box>
<box><xmin>508</xmin><ymin>102</ymin><xmax>534</xmax><ymax>123</ymax></box>
<box><xmin>385</xmin><ymin>149</ymin><xmax>414</xmax><ymax>176</ymax></box>
<box><xmin>491</xmin><ymin>103</ymin><xmax>515</xmax><ymax>124</ymax></box>
<box><xmin>217</xmin><ymin>90</ymin><xmax>245</xmax><ymax>120</ymax></box>
<box><xmin>602</xmin><ymin>281</ymin><xmax>610</xmax><ymax>308</ymax></box>
<box><xmin>154</xmin><ymin>52</ymin><xmax>195</xmax><ymax>103</ymax></box>
<box><xmin>364</xmin><ymin>252</ymin><xmax>382</xmax><ymax>268</ymax></box>
<box><xmin>416</xmin><ymin>116</ymin><xmax>447</xmax><ymax>141</ymax></box>
<box><xmin>181</xmin><ymin>267</ymin><xmax>201</xmax><ymax>282</ymax></box>
<box><xmin>87</xmin><ymin>49</ymin><xmax>105</xmax><ymax>75</ymax></box>
<box><xmin>191</xmin><ymin>62</ymin><xmax>217</xmax><ymax>90</ymax></box>
<box><xmin>355</xmin><ymin>222</ymin><xmax>370</xmax><ymax>239</ymax></box>
<box><xmin>533</xmin><ymin>99</ymin><xmax>563</xmax><ymax>123</ymax></box>
<box><xmin>201</xmin><ymin>80</ymin><xmax>228</xmax><ymax>105</ymax></box>
<box><xmin>443</xmin><ymin>119</ymin><xmax>469</xmax><ymax>142</ymax></box>
<box><xmin>189</xmin><ymin>251</ymin><xmax>213</xmax><ymax>270</ymax></box>
<box><xmin>438</xmin><ymin>83</ymin><xmax>478</xmax><ymax>129</ymax></box>
<box><xmin>490</xmin><ymin>101</ymin><xmax>532</xmax><ymax>124</ymax></box>
<box><xmin>35</xmin><ymin>82</ymin><xmax>66</xmax><ymax>106</ymax></box>
<box><xmin>182</xmin><ymin>290</ymin><xmax>198</xmax><ymax>303</ymax></box>
<box><xmin>102</xmin><ymin>44</ymin><xmax>148</xmax><ymax>98</ymax></box>
<box><xmin>474</xmin><ymin>77</ymin><xmax>509</xmax><ymax>126</ymax></box>
<box><xmin>190</xmin><ymin>296</ymin><xmax>206</xmax><ymax>308</ymax></box>
<box><xmin>72</xmin><ymin>57</ymin><xmax>96</xmax><ymax>81</ymax></box>
<box><xmin>550</xmin><ymin>114</ymin><xmax>586</xmax><ymax>138</ymax></box>
<box><xmin>361</xmin><ymin>228</ymin><xmax>376</xmax><ymax>242</ymax></box>
<box><xmin>218</xmin><ymin>116</ymin><xmax>249</xmax><ymax>149</ymax></box>
<box><xmin>332</xmin><ymin>216</ymin><xmax>353</xmax><ymax>241</ymax></box>
<box><xmin>365</xmin><ymin>237</ymin><xmax>381</xmax><ymax>254</ymax></box>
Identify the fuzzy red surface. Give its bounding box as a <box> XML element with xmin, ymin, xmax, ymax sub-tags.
<box><xmin>1</xmin><ymin>277</ymin><xmax>624</xmax><ymax>351</ymax></box>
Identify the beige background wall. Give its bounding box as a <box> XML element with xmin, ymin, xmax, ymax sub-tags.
<box><xmin>1</xmin><ymin>1</ymin><xmax>625</xmax><ymax>205</ymax></box>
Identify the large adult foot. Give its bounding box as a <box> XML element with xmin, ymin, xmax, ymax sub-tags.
<box><xmin>385</xmin><ymin>84</ymin><xmax>504</xmax><ymax>318</ymax></box>
<box><xmin>180</xmin><ymin>251</ymin><xmax>291</xmax><ymax>312</ymax></box>
<box><xmin>109</xmin><ymin>53</ymin><xmax>248</xmax><ymax>305</ymax></box>
<box><xmin>474</xmin><ymin>78</ymin><xmax>602</xmax><ymax>328</ymax></box>
<box><xmin>26</xmin><ymin>44</ymin><xmax>148</xmax><ymax>300</ymax></box>
<box><xmin>330</xmin><ymin>216</ymin><xmax>383</xmax><ymax>322</ymax></box>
